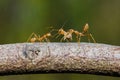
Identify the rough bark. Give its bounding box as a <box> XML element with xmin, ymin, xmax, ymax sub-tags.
<box><xmin>0</xmin><ymin>43</ymin><xmax>120</xmax><ymax>76</ymax></box>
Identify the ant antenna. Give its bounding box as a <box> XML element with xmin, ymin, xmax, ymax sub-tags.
<box><xmin>52</xmin><ymin>20</ymin><xmax>68</xmax><ymax>37</ymax></box>
<box><xmin>60</xmin><ymin>20</ymin><xmax>68</xmax><ymax>29</ymax></box>
<box><xmin>27</xmin><ymin>32</ymin><xmax>38</xmax><ymax>42</ymax></box>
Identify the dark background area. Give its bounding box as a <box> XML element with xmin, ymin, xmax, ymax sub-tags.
<box><xmin>0</xmin><ymin>0</ymin><xmax>120</xmax><ymax>79</ymax></box>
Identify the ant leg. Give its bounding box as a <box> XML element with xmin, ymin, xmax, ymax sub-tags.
<box><xmin>27</xmin><ymin>32</ymin><xmax>34</xmax><ymax>42</ymax></box>
<box><xmin>55</xmin><ymin>34</ymin><xmax>61</xmax><ymax>39</ymax></box>
<box><xmin>89</xmin><ymin>33</ymin><xmax>96</xmax><ymax>43</ymax></box>
<box><xmin>41</xmin><ymin>39</ymin><xmax>44</xmax><ymax>42</ymax></box>
<box><xmin>47</xmin><ymin>39</ymin><xmax>50</xmax><ymax>42</ymax></box>
<box><xmin>77</xmin><ymin>36</ymin><xmax>81</xmax><ymax>46</ymax></box>
<box><xmin>53</xmin><ymin>33</ymin><xmax>58</xmax><ymax>37</ymax></box>
<box><xmin>27</xmin><ymin>32</ymin><xmax>38</xmax><ymax>42</ymax></box>
<box><xmin>50</xmin><ymin>29</ymin><xmax>59</xmax><ymax>37</ymax></box>
<box><xmin>87</xmin><ymin>34</ymin><xmax>91</xmax><ymax>43</ymax></box>
<box><xmin>50</xmin><ymin>29</ymin><xmax>58</xmax><ymax>32</ymax></box>
<box><xmin>44</xmin><ymin>38</ymin><xmax>47</xmax><ymax>42</ymax></box>
<box><xmin>66</xmin><ymin>39</ymin><xmax>69</xmax><ymax>42</ymax></box>
<box><xmin>46</xmin><ymin>38</ymin><xmax>50</xmax><ymax>42</ymax></box>
<box><xmin>38</xmin><ymin>35</ymin><xmax>41</xmax><ymax>38</ymax></box>
<box><xmin>70</xmin><ymin>36</ymin><xmax>72</xmax><ymax>41</ymax></box>
<box><xmin>60</xmin><ymin>37</ymin><xmax>64</xmax><ymax>42</ymax></box>
<box><xmin>76</xmin><ymin>35</ymin><xmax>79</xmax><ymax>42</ymax></box>
<box><xmin>38</xmin><ymin>39</ymin><xmax>42</xmax><ymax>42</ymax></box>
<box><xmin>78</xmin><ymin>35</ymin><xmax>81</xmax><ymax>43</ymax></box>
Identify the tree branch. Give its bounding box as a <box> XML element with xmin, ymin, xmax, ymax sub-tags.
<box><xmin>0</xmin><ymin>43</ymin><xmax>120</xmax><ymax>76</ymax></box>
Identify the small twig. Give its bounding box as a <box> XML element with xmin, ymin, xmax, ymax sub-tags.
<box><xmin>0</xmin><ymin>43</ymin><xmax>120</xmax><ymax>76</ymax></box>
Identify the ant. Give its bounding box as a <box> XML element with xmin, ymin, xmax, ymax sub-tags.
<box><xmin>73</xmin><ymin>23</ymin><xmax>96</xmax><ymax>43</ymax></box>
<box><xmin>27</xmin><ymin>32</ymin><xmax>52</xmax><ymax>42</ymax></box>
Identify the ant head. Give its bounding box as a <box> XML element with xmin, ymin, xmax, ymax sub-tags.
<box><xmin>58</xmin><ymin>28</ymin><xmax>65</xmax><ymax>35</ymax></box>
<box><xmin>46</xmin><ymin>33</ymin><xmax>51</xmax><ymax>36</ymax></box>
<box><xmin>69</xmin><ymin>29</ymin><xmax>74</xmax><ymax>33</ymax></box>
<box><xmin>30</xmin><ymin>37</ymin><xmax>37</xmax><ymax>42</ymax></box>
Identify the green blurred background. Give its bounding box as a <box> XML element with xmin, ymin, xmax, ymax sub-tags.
<box><xmin>0</xmin><ymin>0</ymin><xmax>120</xmax><ymax>79</ymax></box>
